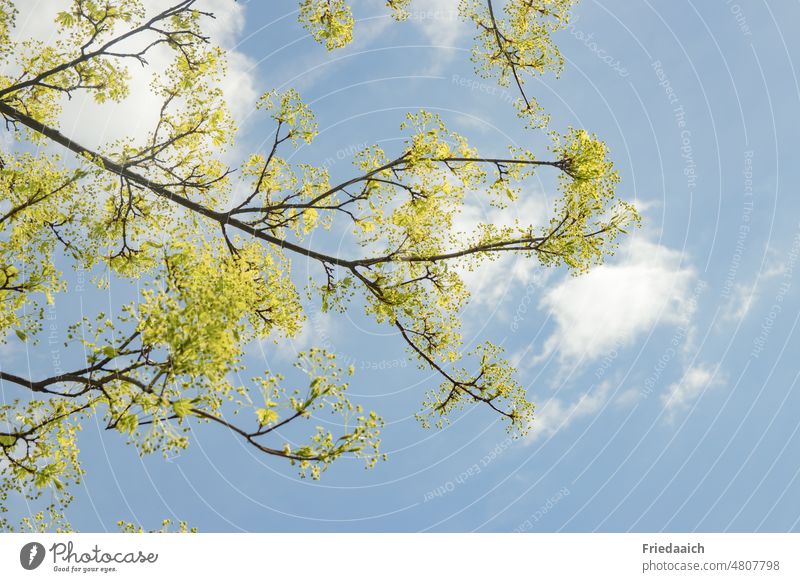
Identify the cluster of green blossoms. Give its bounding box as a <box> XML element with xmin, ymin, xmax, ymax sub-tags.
<box><xmin>0</xmin><ymin>0</ymin><xmax>637</xmax><ymax>531</ymax></box>
<box><xmin>299</xmin><ymin>0</ymin><xmax>412</xmax><ymax>49</ymax></box>
<box><xmin>463</xmin><ymin>0</ymin><xmax>579</xmax><ymax>127</ymax></box>
<box><xmin>117</xmin><ymin>518</ymin><xmax>196</xmax><ymax>533</ymax></box>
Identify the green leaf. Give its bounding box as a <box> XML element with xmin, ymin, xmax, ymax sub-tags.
<box><xmin>14</xmin><ymin>329</ymin><xmax>27</xmax><ymax>342</ymax></box>
<box><xmin>116</xmin><ymin>414</ymin><xmax>139</xmax><ymax>435</ymax></box>
<box><xmin>55</xmin><ymin>11</ymin><xmax>75</xmax><ymax>27</ymax></box>
<box><xmin>256</xmin><ymin>408</ymin><xmax>279</xmax><ymax>426</ymax></box>
<box><xmin>172</xmin><ymin>399</ymin><xmax>194</xmax><ymax>419</ymax></box>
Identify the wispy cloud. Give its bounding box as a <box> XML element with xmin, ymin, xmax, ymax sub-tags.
<box><xmin>661</xmin><ymin>364</ymin><xmax>723</xmax><ymax>423</ymax></box>
<box><xmin>527</xmin><ymin>381</ymin><xmax>613</xmax><ymax>443</ymax></box>
<box><xmin>407</xmin><ymin>0</ymin><xmax>467</xmax><ymax>73</ymax></box>
<box><xmin>720</xmin><ymin>254</ymin><xmax>786</xmax><ymax>324</ymax></box>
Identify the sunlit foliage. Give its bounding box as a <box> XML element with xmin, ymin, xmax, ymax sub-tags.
<box><xmin>0</xmin><ymin>0</ymin><xmax>637</xmax><ymax>531</ymax></box>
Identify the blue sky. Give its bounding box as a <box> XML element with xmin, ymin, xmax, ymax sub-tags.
<box><xmin>6</xmin><ymin>0</ymin><xmax>800</xmax><ymax>532</ymax></box>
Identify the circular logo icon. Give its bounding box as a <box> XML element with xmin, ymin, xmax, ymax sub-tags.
<box><xmin>20</xmin><ymin>542</ymin><xmax>46</xmax><ymax>570</ymax></box>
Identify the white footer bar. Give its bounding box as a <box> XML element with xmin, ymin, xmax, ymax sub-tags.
<box><xmin>1</xmin><ymin>533</ymin><xmax>797</xmax><ymax>581</ymax></box>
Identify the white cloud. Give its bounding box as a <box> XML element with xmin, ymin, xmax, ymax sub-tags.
<box><xmin>721</xmin><ymin>282</ymin><xmax>756</xmax><ymax>323</ymax></box>
<box><xmin>407</xmin><ymin>0</ymin><xmax>467</xmax><ymax>73</ymax></box>
<box><xmin>531</xmin><ymin>237</ymin><xmax>698</xmax><ymax>366</ymax></box>
<box><xmin>661</xmin><ymin>364</ymin><xmax>722</xmax><ymax>422</ymax></box>
<box><xmin>8</xmin><ymin>1</ymin><xmax>257</xmax><ymax>152</ymax></box>
<box><xmin>453</xmin><ymin>194</ymin><xmax>553</xmax><ymax>305</ymax></box>
<box><xmin>527</xmin><ymin>381</ymin><xmax>613</xmax><ymax>443</ymax></box>
<box><xmin>615</xmin><ymin>387</ymin><xmax>640</xmax><ymax>408</ymax></box>
<box><xmin>720</xmin><ymin>260</ymin><xmax>785</xmax><ymax>325</ymax></box>
<box><xmin>409</xmin><ymin>0</ymin><xmax>464</xmax><ymax>47</ymax></box>
<box><xmin>276</xmin><ymin>13</ymin><xmax>395</xmax><ymax>94</ymax></box>
<box><xmin>761</xmin><ymin>246</ymin><xmax>788</xmax><ymax>280</ymax></box>
<box><xmin>282</xmin><ymin>0</ymin><xmax>465</xmax><ymax>91</ymax></box>
<box><xmin>252</xmin><ymin>311</ymin><xmax>336</xmax><ymax>363</ymax></box>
